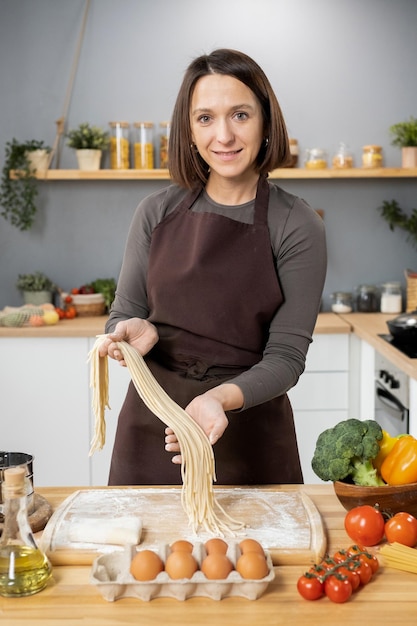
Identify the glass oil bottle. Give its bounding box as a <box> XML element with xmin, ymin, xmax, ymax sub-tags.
<box><xmin>0</xmin><ymin>467</ymin><xmax>52</xmax><ymax>597</ymax></box>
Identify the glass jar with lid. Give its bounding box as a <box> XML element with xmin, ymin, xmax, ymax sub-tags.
<box><xmin>331</xmin><ymin>291</ymin><xmax>353</xmax><ymax>313</ymax></box>
<box><xmin>362</xmin><ymin>145</ymin><xmax>383</xmax><ymax>168</ymax></box>
<box><xmin>305</xmin><ymin>148</ymin><xmax>328</xmax><ymax>169</ymax></box>
<box><xmin>109</xmin><ymin>121</ymin><xmax>130</xmax><ymax>169</ymax></box>
<box><xmin>332</xmin><ymin>142</ymin><xmax>354</xmax><ymax>169</ymax></box>
<box><xmin>356</xmin><ymin>284</ymin><xmax>379</xmax><ymax>312</ymax></box>
<box><xmin>159</xmin><ymin>121</ymin><xmax>170</xmax><ymax>169</ymax></box>
<box><xmin>380</xmin><ymin>282</ymin><xmax>402</xmax><ymax>314</ymax></box>
<box><xmin>133</xmin><ymin>122</ymin><xmax>154</xmax><ymax>169</ymax></box>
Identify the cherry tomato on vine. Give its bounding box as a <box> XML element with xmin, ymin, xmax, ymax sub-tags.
<box><xmin>385</xmin><ymin>512</ymin><xmax>417</xmax><ymax>547</ymax></box>
<box><xmin>344</xmin><ymin>505</ymin><xmax>385</xmax><ymax>546</ymax></box>
<box><xmin>337</xmin><ymin>566</ymin><xmax>360</xmax><ymax>591</ymax></box>
<box><xmin>297</xmin><ymin>574</ymin><xmax>324</xmax><ymax>601</ymax></box>
<box><xmin>324</xmin><ymin>575</ymin><xmax>352</xmax><ymax>603</ymax></box>
<box><xmin>346</xmin><ymin>545</ymin><xmax>379</xmax><ymax>574</ymax></box>
<box><xmin>352</xmin><ymin>560</ymin><xmax>373</xmax><ymax>585</ymax></box>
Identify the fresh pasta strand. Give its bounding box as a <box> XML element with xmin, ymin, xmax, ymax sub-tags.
<box><xmin>87</xmin><ymin>334</ymin><xmax>245</xmax><ymax>536</ymax></box>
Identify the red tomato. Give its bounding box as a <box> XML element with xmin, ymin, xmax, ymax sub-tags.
<box><xmin>332</xmin><ymin>550</ymin><xmax>348</xmax><ymax>563</ymax></box>
<box><xmin>297</xmin><ymin>575</ymin><xmax>324</xmax><ymax>601</ymax></box>
<box><xmin>357</xmin><ymin>552</ymin><xmax>379</xmax><ymax>574</ymax></box>
<box><xmin>324</xmin><ymin>575</ymin><xmax>352</xmax><ymax>603</ymax></box>
<box><xmin>352</xmin><ymin>560</ymin><xmax>373</xmax><ymax>585</ymax></box>
<box><xmin>337</xmin><ymin>566</ymin><xmax>360</xmax><ymax>591</ymax></box>
<box><xmin>64</xmin><ymin>295</ymin><xmax>73</xmax><ymax>303</ymax></box>
<box><xmin>71</xmin><ymin>288</ymin><xmax>80</xmax><ymax>295</ymax></box>
<box><xmin>344</xmin><ymin>505</ymin><xmax>385</xmax><ymax>546</ymax></box>
<box><xmin>385</xmin><ymin>512</ymin><xmax>417</xmax><ymax>547</ymax></box>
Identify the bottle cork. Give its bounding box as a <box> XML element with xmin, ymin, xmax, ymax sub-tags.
<box><xmin>3</xmin><ymin>467</ymin><xmax>26</xmax><ymax>495</ymax></box>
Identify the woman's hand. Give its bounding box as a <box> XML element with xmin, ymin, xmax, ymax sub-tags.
<box><xmin>98</xmin><ymin>318</ymin><xmax>158</xmax><ymax>365</ymax></box>
<box><xmin>165</xmin><ymin>383</ymin><xmax>244</xmax><ymax>464</ymax></box>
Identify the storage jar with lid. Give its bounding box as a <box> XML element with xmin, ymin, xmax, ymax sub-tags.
<box><xmin>109</xmin><ymin>121</ymin><xmax>130</xmax><ymax>169</ymax></box>
<box><xmin>356</xmin><ymin>284</ymin><xmax>379</xmax><ymax>312</ymax></box>
<box><xmin>159</xmin><ymin>121</ymin><xmax>170</xmax><ymax>169</ymax></box>
<box><xmin>331</xmin><ymin>292</ymin><xmax>353</xmax><ymax>313</ymax></box>
<box><xmin>362</xmin><ymin>145</ymin><xmax>383</xmax><ymax>168</ymax></box>
<box><xmin>380</xmin><ymin>282</ymin><xmax>402</xmax><ymax>314</ymax></box>
<box><xmin>332</xmin><ymin>142</ymin><xmax>354</xmax><ymax>169</ymax></box>
<box><xmin>304</xmin><ymin>148</ymin><xmax>328</xmax><ymax>169</ymax></box>
<box><xmin>133</xmin><ymin>122</ymin><xmax>154</xmax><ymax>169</ymax></box>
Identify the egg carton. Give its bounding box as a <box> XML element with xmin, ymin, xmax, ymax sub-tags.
<box><xmin>91</xmin><ymin>541</ymin><xmax>275</xmax><ymax>601</ymax></box>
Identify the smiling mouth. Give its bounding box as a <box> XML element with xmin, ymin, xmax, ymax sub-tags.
<box><xmin>214</xmin><ymin>149</ymin><xmax>242</xmax><ymax>158</ymax></box>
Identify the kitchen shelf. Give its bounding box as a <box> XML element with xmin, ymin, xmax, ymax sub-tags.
<box><xmin>10</xmin><ymin>167</ymin><xmax>417</xmax><ymax>180</ymax></box>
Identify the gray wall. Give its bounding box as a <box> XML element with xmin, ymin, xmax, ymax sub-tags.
<box><xmin>1</xmin><ymin>0</ymin><xmax>416</xmax><ymax>310</ymax></box>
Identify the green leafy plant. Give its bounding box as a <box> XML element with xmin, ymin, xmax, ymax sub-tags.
<box><xmin>379</xmin><ymin>199</ymin><xmax>417</xmax><ymax>247</ymax></box>
<box><xmin>0</xmin><ymin>139</ymin><xmax>51</xmax><ymax>231</ymax></box>
<box><xmin>389</xmin><ymin>116</ymin><xmax>417</xmax><ymax>148</ymax></box>
<box><xmin>91</xmin><ymin>278</ymin><xmax>116</xmax><ymax>310</ymax></box>
<box><xmin>16</xmin><ymin>271</ymin><xmax>57</xmax><ymax>292</ymax></box>
<box><xmin>66</xmin><ymin>123</ymin><xmax>110</xmax><ymax>150</ymax></box>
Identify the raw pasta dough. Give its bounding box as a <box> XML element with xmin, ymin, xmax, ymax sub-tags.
<box><xmin>88</xmin><ymin>335</ymin><xmax>244</xmax><ymax>536</ymax></box>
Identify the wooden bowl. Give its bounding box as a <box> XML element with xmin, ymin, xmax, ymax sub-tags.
<box><xmin>333</xmin><ymin>480</ymin><xmax>417</xmax><ymax>517</ymax></box>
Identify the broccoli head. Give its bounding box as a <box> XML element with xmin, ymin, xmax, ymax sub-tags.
<box><xmin>311</xmin><ymin>418</ymin><xmax>385</xmax><ymax>486</ymax></box>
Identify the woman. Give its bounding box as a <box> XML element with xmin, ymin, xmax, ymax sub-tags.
<box><xmin>100</xmin><ymin>48</ymin><xmax>327</xmax><ymax>486</ymax></box>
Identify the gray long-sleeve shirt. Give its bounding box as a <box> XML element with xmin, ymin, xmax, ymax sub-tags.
<box><xmin>106</xmin><ymin>181</ymin><xmax>327</xmax><ymax>410</ymax></box>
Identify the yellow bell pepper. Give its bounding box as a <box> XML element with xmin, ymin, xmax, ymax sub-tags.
<box><xmin>381</xmin><ymin>435</ymin><xmax>417</xmax><ymax>485</ymax></box>
<box><xmin>373</xmin><ymin>429</ymin><xmax>403</xmax><ymax>473</ymax></box>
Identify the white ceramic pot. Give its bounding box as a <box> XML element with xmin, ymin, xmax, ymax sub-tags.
<box><xmin>22</xmin><ymin>290</ymin><xmax>52</xmax><ymax>305</ymax></box>
<box><xmin>76</xmin><ymin>149</ymin><xmax>102</xmax><ymax>171</ymax></box>
<box><xmin>25</xmin><ymin>149</ymin><xmax>50</xmax><ymax>173</ymax></box>
<box><xmin>402</xmin><ymin>146</ymin><xmax>417</xmax><ymax>168</ymax></box>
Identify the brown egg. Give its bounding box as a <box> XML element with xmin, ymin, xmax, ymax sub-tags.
<box><xmin>164</xmin><ymin>550</ymin><xmax>198</xmax><ymax>579</ymax></box>
<box><xmin>170</xmin><ymin>539</ymin><xmax>194</xmax><ymax>553</ymax></box>
<box><xmin>201</xmin><ymin>553</ymin><xmax>234</xmax><ymax>580</ymax></box>
<box><xmin>239</xmin><ymin>538</ymin><xmax>265</xmax><ymax>555</ymax></box>
<box><xmin>236</xmin><ymin>552</ymin><xmax>269</xmax><ymax>579</ymax></box>
<box><xmin>130</xmin><ymin>549</ymin><xmax>164</xmax><ymax>581</ymax></box>
<box><xmin>204</xmin><ymin>537</ymin><xmax>228</xmax><ymax>555</ymax></box>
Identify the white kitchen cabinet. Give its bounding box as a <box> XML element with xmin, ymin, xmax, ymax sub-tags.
<box><xmin>289</xmin><ymin>334</ymin><xmax>349</xmax><ymax>484</ymax></box>
<box><xmin>1</xmin><ymin>337</ymin><xmax>91</xmax><ymax>487</ymax></box>
<box><xmin>0</xmin><ymin>336</ymin><xmax>129</xmax><ymax>488</ymax></box>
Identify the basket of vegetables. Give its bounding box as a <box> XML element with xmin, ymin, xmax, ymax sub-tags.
<box><xmin>62</xmin><ymin>278</ymin><xmax>116</xmax><ymax>317</ymax></box>
<box><xmin>311</xmin><ymin>418</ymin><xmax>417</xmax><ymax>517</ymax></box>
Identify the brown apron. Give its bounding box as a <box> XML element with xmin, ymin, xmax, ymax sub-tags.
<box><xmin>109</xmin><ymin>176</ymin><xmax>303</xmax><ymax>486</ymax></box>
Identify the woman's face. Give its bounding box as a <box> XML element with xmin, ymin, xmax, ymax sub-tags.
<box><xmin>190</xmin><ymin>74</ymin><xmax>264</xmax><ymax>182</ymax></box>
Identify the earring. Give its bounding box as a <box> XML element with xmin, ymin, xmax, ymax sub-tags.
<box><xmin>264</xmin><ymin>137</ymin><xmax>269</xmax><ymax>146</ymax></box>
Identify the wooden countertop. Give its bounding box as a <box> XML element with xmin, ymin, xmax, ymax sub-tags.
<box><xmin>339</xmin><ymin>312</ymin><xmax>417</xmax><ymax>380</ymax></box>
<box><xmin>2</xmin><ymin>484</ymin><xmax>416</xmax><ymax>625</ymax></box>
<box><xmin>0</xmin><ymin>312</ymin><xmax>349</xmax><ymax>338</ymax></box>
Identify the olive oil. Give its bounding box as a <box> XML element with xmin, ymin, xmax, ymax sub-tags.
<box><xmin>0</xmin><ymin>545</ymin><xmax>51</xmax><ymax>596</ymax></box>
<box><xmin>0</xmin><ymin>467</ymin><xmax>52</xmax><ymax>597</ymax></box>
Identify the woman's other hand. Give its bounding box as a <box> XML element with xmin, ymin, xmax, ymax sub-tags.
<box><xmin>165</xmin><ymin>383</ymin><xmax>244</xmax><ymax>464</ymax></box>
<box><xmin>98</xmin><ymin>318</ymin><xmax>158</xmax><ymax>365</ymax></box>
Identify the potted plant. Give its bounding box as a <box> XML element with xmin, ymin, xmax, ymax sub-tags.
<box><xmin>379</xmin><ymin>199</ymin><xmax>417</xmax><ymax>248</ymax></box>
<box><xmin>16</xmin><ymin>271</ymin><xmax>57</xmax><ymax>305</ymax></box>
<box><xmin>66</xmin><ymin>122</ymin><xmax>110</xmax><ymax>170</ymax></box>
<box><xmin>0</xmin><ymin>139</ymin><xmax>51</xmax><ymax>231</ymax></box>
<box><xmin>389</xmin><ymin>116</ymin><xmax>417</xmax><ymax>168</ymax></box>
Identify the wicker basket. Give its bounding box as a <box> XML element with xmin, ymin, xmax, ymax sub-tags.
<box><xmin>73</xmin><ymin>301</ymin><xmax>106</xmax><ymax>317</ymax></box>
<box><xmin>406</xmin><ymin>269</ymin><xmax>417</xmax><ymax>312</ymax></box>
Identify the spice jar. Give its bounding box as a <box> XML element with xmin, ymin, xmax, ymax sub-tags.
<box><xmin>133</xmin><ymin>122</ymin><xmax>154</xmax><ymax>169</ymax></box>
<box><xmin>332</xmin><ymin>142</ymin><xmax>354</xmax><ymax>169</ymax></box>
<box><xmin>331</xmin><ymin>292</ymin><xmax>353</xmax><ymax>313</ymax></box>
<box><xmin>356</xmin><ymin>284</ymin><xmax>379</xmax><ymax>312</ymax></box>
<box><xmin>159</xmin><ymin>121</ymin><xmax>170</xmax><ymax>169</ymax></box>
<box><xmin>109</xmin><ymin>121</ymin><xmax>130</xmax><ymax>169</ymax></box>
<box><xmin>305</xmin><ymin>148</ymin><xmax>328</xmax><ymax>169</ymax></box>
<box><xmin>380</xmin><ymin>282</ymin><xmax>402</xmax><ymax>314</ymax></box>
<box><xmin>362</xmin><ymin>145</ymin><xmax>383</xmax><ymax>168</ymax></box>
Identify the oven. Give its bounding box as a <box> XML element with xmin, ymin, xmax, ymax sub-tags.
<box><xmin>375</xmin><ymin>351</ymin><xmax>409</xmax><ymax>436</ymax></box>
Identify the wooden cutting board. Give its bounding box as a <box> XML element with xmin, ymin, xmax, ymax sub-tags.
<box><xmin>40</xmin><ymin>487</ymin><xmax>326</xmax><ymax>566</ymax></box>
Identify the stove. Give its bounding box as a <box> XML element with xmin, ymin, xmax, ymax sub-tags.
<box><xmin>378</xmin><ymin>334</ymin><xmax>417</xmax><ymax>359</ymax></box>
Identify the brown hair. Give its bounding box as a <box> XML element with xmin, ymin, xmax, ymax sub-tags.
<box><xmin>168</xmin><ymin>48</ymin><xmax>291</xmax><ymax>188</ymax></box>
